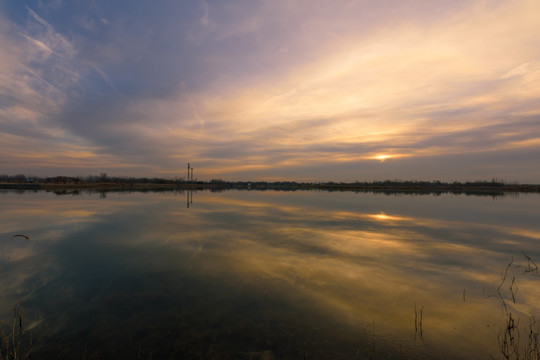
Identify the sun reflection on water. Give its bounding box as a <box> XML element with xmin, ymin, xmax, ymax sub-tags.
<box><xmin>0</xmin><ymin>189</ymin><xmax>539</xmax><ymax>359</ymax></box>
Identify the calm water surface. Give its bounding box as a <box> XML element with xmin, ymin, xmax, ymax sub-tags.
<box><xmin>1</xmin><ymin>189</ymin><xmax>539</xmax><ymax>359</ymax></box>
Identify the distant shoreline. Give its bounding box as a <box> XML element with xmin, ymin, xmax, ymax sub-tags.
<box><xmin>1</xmin><ymin>181</ymin><xmax>539</xmax><ymax>193</ymax></box>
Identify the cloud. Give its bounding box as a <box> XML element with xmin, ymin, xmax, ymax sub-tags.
<box><xmin>25</xmin><ymin>6</ymin><xmax>75</xmax><ymax>59</ymax></box>
<box><xmin>199</xmin><ymin>0</ymin><xmax>209</xmax><ymax>27</ymax></box>
<box><xmin>25</xmin><ymin>5</ymin><xmax>54</xmax><ymax>30</ymax></box>
<box><xmin>167</xmin><ymin>0</ymin><xmax>540</xmax><ymax>178</ymax></box>
<box><xmin>0</xmin><ymin>0</ymin><xmax>539</xmax><ymax>180</ymax></box>
<box><xmin>20</xmin><ymin>33</ymin><xmax>54</xmax><ymax>54</ymax></box>
<box><xmin>0</xmin><ymin>6</ymin><xmax>103</xmax><ymax>174</ymax></box>
<box><xmin>90</xmin><ymin>65</ymin><xmax>119</xmax><ymax>93</ymax></box>
<box><xmin>0</xmin><ymin>23</ymin><xmax>63</xmax><ymax>121</ymax></box>
<box><xmin>501</xmin><ymin>62</ymin><xmax>536</xmax><ymax>79</ymax></box>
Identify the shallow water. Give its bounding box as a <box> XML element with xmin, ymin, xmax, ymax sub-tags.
<box><xmin>1</xmin><ymin>189</ymin><xmax>539</xmax><ymax>359</ymax></box>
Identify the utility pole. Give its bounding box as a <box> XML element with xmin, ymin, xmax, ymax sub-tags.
<box><xmin>191</xmin><ymin>167</ymin><xmax>194</xmax><ymax>181</ymax></box>
<box><xmin>187</xmin><ymin>163</ymin><xmax>190</xmax><ymax>182</ymax></box>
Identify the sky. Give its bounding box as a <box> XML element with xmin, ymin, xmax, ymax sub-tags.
<box><xmin>1</xmin><ymin>0</ymin><xmax>539</xmax><ymax>182</ymax></box>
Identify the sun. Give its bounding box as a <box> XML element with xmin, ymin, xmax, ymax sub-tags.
<box><xmin>373</xmin><ymin>154</ymin><xmax>391</xmax><ymax>162</ymax></box>
<box><xmin>370</xmin><ymin>153</ymin><xmax>410</xmax><ymax>162</ymax></box>
<box><xmin>369</xmin><ymin>212</ymin><xmax>406</xmax><ymax>221</ymax></box>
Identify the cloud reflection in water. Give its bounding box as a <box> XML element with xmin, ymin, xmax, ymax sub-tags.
<box><xmin>0</xmin><ymin>190</ymin><xmax>539</xmax><ymax>358</ymax></box>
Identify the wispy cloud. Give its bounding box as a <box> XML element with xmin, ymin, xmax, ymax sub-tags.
<box><xmin>25</xmin><ymin>5</ymin><xmax>54</xmax><ymax>30</ymax></box>
<box><xmin>199</xmin><ymin>0</ymin><xmax>209</xmax><ymax>27</ymax></box>
<box><xmin>25</xmin><ymin>5</ymin><xmax>75</xmax><ymax>59</ymax></box>
<box><xmin>0</xmin><ymin>0</ymin><xmax>539</xmax><ymax>181</ymax></box>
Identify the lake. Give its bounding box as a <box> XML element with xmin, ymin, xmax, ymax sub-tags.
<box><xmin>1</xmin><ymin>189</ymin><xmax>539</xmax><ymax>359</ymax></box>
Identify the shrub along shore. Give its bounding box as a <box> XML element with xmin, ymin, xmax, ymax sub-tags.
<box><xmin>0</xmin><ymin>175</ymin><xmax>539</xmax><ymax>193</ymax></box>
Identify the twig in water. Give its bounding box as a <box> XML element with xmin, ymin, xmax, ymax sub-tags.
<box><xmin>0</xmin><ymin>302</ymin><xmax>32</xmax><ymax>360</ymax></box>
<box><xmin>496</xmin><ymin>255</ymin><xmax>540</xmax><ymax>360</ymax></box>
<box><xmin>498</xmin><ymin>311</ymin><xmax>519</xmax><ymax>360</ymax></box>
<box><xmin>414</xmin><ymin>301</ymin><xmax>417</xmax><ymax>336</ymax></box>
<box><xmin>413</xmin><ymin>302</ymin><xmax>424</xmax><ymax>340</ymax></box>
<box><xmin>419</xmin><ymin>306</ymin><xmax>424</xmax><ymax>339</ymax></box>
<box><xmin>498</xmin><ymin>258</ymin><xmax>514</xmax><ymax>313</ymax></box>
<box><xmin>522</xmin><ymin>251</ymin><xmax>538</xmax><ymax>275</ymax></box>
<box><xmin>524</xmin><ymin>317</ymin><xmax>540</xmax><ymax>359</ymax></box>
<box><xmin>510</xmin><ymin>276</ymin><xmax>518</xmax><ymax>304</ymax></box>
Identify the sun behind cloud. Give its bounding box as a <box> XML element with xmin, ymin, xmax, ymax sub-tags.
<box><xmin>373</xmin><ymin>155</ymin><xmax>391</xmax><ymax>162</ymax></box>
